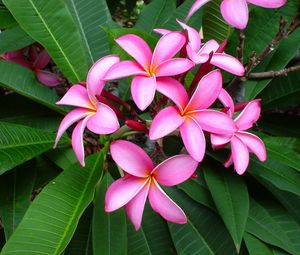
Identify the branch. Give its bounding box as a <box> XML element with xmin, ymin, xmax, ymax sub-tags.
<box><xmin>248</xmin><ymin>64</ymin><xmax>300</xmax><ymax>79</ymax></box>
<box><xmin>237</xmin><ymin>30</ymin><xmax>245</xmax><ymax>62</ymax></box>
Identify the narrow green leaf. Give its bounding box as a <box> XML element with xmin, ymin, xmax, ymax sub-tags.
<box><xmin>64</xmin><ymin>205</ymin><xmax>93</xmax><ymax>255</ymax></box>
<box><xmin>167</xmin><ymin>187</ymin><xmax>237</xmax><ymax>255</ymax></box>
<box><xmin>65</xmin><ymin>0</ymin><xmax>111</xmax><ymax>66</ymax></box>
<box><xmin>0</xmin><ymin>60</ymin><xmax>68</xmax><ymax>114</ymax></box>
<box><xmin>246</xmin><ymin>199</ymin><xmax>298</xmax><ymax>255</ymax></box>
<box><xmin>0</xmin><ymin>26</ymin><xmax>34</xmax><ymax>54</ymax></box>
<box><xmin>92</xmin><ymin>173</ymin><xmax>127</xmax><ymax>255</ymax></box>
<box><xmin>204</xmin><ymin>166</ymin><xmax>249</xmax><ymax>251</ymax></box>
<box><xmin>3</xmin><ymin>0</ymin><xmax>88</xmax><ymax>82</ymax></box>
<box><xmin>135</xmin><ymin>0</ymin><xmax>176</xmax><ymax>34</ymax></box>
<box><xmin>202</xmin><ymin>0</ymin><xmax>232</xmax><ymax>42</ymax></box>
<box><xmin>244</xmin><ymin>233</ymin><xmax>276</xmax><ymax>255</ymax></box>
<box><xmin>0</xmin><ymin>161</ymin><xmax>36</xmax><ymax>239</ymax></box>
<box><xmin>0</xmin><ymin>122</ymin><xmax>68</xmax><ymax>175</ymax></box>
<box><xmin>1</xmin><ymin>151</ymin><xmax>105</xmax><ymax>255</ymax></box>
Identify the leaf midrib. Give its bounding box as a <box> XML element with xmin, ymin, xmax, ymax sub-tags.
<box><xmin>27</xmin><ymin>0</ymin><xmax>80</xmax><ymax>81</ymax></box>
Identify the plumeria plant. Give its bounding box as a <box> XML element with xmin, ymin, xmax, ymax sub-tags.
<box><xmin>0</xmin><ymin>0</ymin><xmax>300</xmax><ymax>254</ymax></box>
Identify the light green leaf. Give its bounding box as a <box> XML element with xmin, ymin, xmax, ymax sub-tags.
<box><xmin>0</xmin><ymin>161</ymin><xmax>36</xmax><ymax>240</ymax></box>
<box><xmin>135</xmin><ymin>0</ymin><xmax>176</xmax><ymax>34</ymax></box>
<box><xmin>0</xmin><ymin>60</ymin><xmax>68</xmax><ymax>114</ymax></box>
<box><xmin>0</xmin><ymin>26</ymin><xmax>34</xmax><ymax>54</ymax></box>
<box><xmin>244</xmin><ymin>233</ymin><xmax>276</xmax><ymax>255</ymax></box>
<box><xmin>204</xmin><ymin>166</ymin><xmax>249</xmax><ymax>251</ymax></box>
<box><xmin>65</xmin><ymin>0</ymin><xmax>111</xmax><ymax>66</ymax></box>
<box><xmin>0</xmin><ymin>122</ymin><xmax>68</xmax><ymax>175</ymax></box>
<box><xmin>3</xmin><ymin>0</ymin><xmax>88</xmax><ymax>82</ymax></box>
<box><xmin>1</xmin><ymin>151</ymin><xmax>105</xmax><ymax>255</ymax></box>
<box><xmin>92</xmin><ymin>173</ymin><xmax>127</xmax><ymax>255</ymax></box>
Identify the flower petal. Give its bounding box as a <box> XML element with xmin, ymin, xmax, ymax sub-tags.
<box><xmin>155</xmin><ymin>58</ymin><xmax>194</xmax><ymax>77</ymax></box>
<box><xmin>115</xmin><ymin>34</ymin><xmax>152</xmax><ymax>69</ymax></box>
<box><xmin>86</xmin><ymin>103</ymin><xmax>119</xmax><ymax>134</ymax></box>
<box><xmin>236</xmin><ymin>131</ymin><xmax>267</xmax><ymax>161</ymax></box>
<box><xmin>54</xmin><ymin>108</ymin><xmax>91</xmax><ymax>148</ymax></box>
<box><xmin>149</xmin><ymin>179</ymin><xmax>187</xmax><ymax>224</ymax></box>
<box><xmin>125</xmin><ymin>180</ymin><xmax>150</xmax><ymax>230</ymax></box>
<box><xmin>177</xmin><ymin>19</ymin><xmax>201</xmax><ymax>52</ymax></box>
<box><xmin>110</xmin><ymin>140</ymin><xmax>154</xmax><ymax>177</ymax></box>
<box><xmin>185</xmin><ymin>69</ymin><xmax>222</xmax><ymax>112</ymax></box>
<box><xmin>186</xmin><ymin>0</ymin><xmax>212</xmax><ymax>21</ymax></box>
<box><xmin>186</xmin><ymin>44</ymin><xmax>207</xmax><ymax>64</ymax></box>
<box><xmin>105</xmin><ymin>175</ymin><xmax>148</xmax><ymax>212</ymax></box>
<box><xmin>149</xmin><ymin>106</ymin><xmax>184</xmax><ymax>140</ymax></box>
<box><xmin>210</xmin><ymin>133</ymin><xmax>232</xmax><ymax>146</ymax></box>
<box><xmin>87</xmin><ymin>55</ymin><xmax>120</xmax><ymax>102</ymax></box>
<box><xmin>35</xmin><ymin>70</ymin><xmax>61</xmax><ymax>87</ymax></box>
<box><xmin>198</xmin><ymin>39</ymin><xmax>219</xmax><ymax>55</ymax></box>
<box><xmin>153</xmin><ymin>28</ymin><xmax>172</xmax><ymax>35</ymax></box>
<box><xmin>153</xmin><ymin>154</ymin><xmax>198</xmax><ymax>186</ymax></box>
<box><xmin>218</xmin><ymin>89</ymin><xmax>234</xmax><ymax>117</ymax></box>
<box><xmin>231</xmin><ymin>136</ymin><xmax>249</xmax><ymax>175</ymax></box>
<box><xmin>57</xmin><ymin>85</ymin><xmax>95</xmax><ymax>110</ymax></box>
<box><xmin>246</xmin><ymin>0</ymin><xmax>286</xmax><ymax>8</ymax></box>
<box><xmin>191</xmin><ymin>109</ymin><xmax>237</xmax><ymax>134</ymax></box>
<box><xmin>33</xmin><ymin>49</ymin><xmax>50</xmax><ymax>69</ymax></box>
<box><xmin>210</xmin><ymin>53</ymin><xmax>245</xmax><ymax>76</ymax></box>
<box><xmin>131</xmin><ymin>75</ymin><xmax>156</xmax><ymax>111</ymax></box>
<box><xmin>180</xmin><ymin>117</ymin><xmax>206</xmax><ymax>162</ymax></box>
<box><xmin>156</xmin><ymin>77</ymin><xmax>189</xmax><ymax>111</ymax></box>
<box><xmin>71</xmin><ymin>116</ymin><xmax>91</xmax><ymax>166</ymax></box>
<box><xmin>104</xmin><ymin>60</ymin><xmax>146</xmax><ymax>80</ymax></box>
<box><xmin>234</xmin><ymin>99</ymin><xmax>261</xmax><ymax>130</ymax></box>
<box><xmin>151</xmin><ymin>32</ymin><xmax>186</xmax><ymax>67</ymax></box>
<box><xmin>224</xmin><ymin>154</ymin><xmax>233</xmax><ymax>168</ymax></box>
<box><xmin>221</xmin><ymin>0</ymin><xmax>249</xmax><ymax>29</ymax></box>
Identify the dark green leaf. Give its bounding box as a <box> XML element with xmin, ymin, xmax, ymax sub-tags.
<box><xmin>0</xmin><ymin>5</ymin><xmax>17</xmax><ymax>28</ymax></box>
<box><xmin>0</xmin><ymin>122</ymin><xmax>68</xmax><ymax>175</ymax></box>
<box><xmin>92</xmin><ymin>173</ymin><xmax>127</xmax><ymax>255</ymax></box>
<box><xmin>1</xmin><ymin>151</ymin><xmax>105</xmax><ymax>255</ymax></box>
<box><xmin>244</xmin><ymin>232</ymin><xmax>276</xmax><ymax>255</ymax></box>
<box><xmin>0</xmin><ymin>161</ymin><xmax>36</xmax><ymax>239</ymax></box>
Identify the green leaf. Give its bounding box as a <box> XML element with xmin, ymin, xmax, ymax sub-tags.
<box><xmin>92</xmin><ymin>173</ymin><xmax>127</xmax><ymax>255</ymax></box>
<box><xmin>202</xmin><ymin>0</ymin><xmax>232</xmax><ymax>42</ymax></box>
<box><xmin>246</xmin><ymin>199</ymin><xmax>298</xmax><ymax>255</ymax></box>
<box><xmin>0</xmin><ymin>161</ymin><xmax>36</xmax><ymax>240</ymax></box>
<box><xmin>1</xmin><ymin>151</ymin><xmax>105</xmax><ymax>255</ymax></box>
<box><xmin>0</xmin><ymin>4</ymin><xmax>17</xmax><ymax>28</ymax></box>
<box><xmin>0</xmin><ymin>60</ymin><xmax>68</xmax><ymax>114</ymax></box>
<box><xmin>244</xmin><ymin>233</ymin><xmax>276</xmax><ymax>255</ymax></box>
<box><xmin>260</xmin><ymin>70</ymin><xmax>300</xmax><ymax>109</ymax></box>
<box><xmin>0</xmin><ymin>122</ymin><xmax>68</xmax><ymax>175</ymax></box>
<box><xmin>0</xmin><ymin>26</ymin><xmax>34</xmax><ymax>54</ymax></box>
<box><xmin>135</xmin><ymin>0</ymin><xmax>176</xmax><ymax>34</ymax></box>
<box><xmin>3</xmin><ymin>0</ymin><xmax>88</xmax><ymax>83</ymax></box>
<box><xmin>167</xmin><ymin>187</ymin><xmax>237</xmax><ymax>255</ymax></box>
<box><xmin>64</xmin><ymin>205</ymin><xmax>93</xmax><ymax>255</ymax></box>
<box><xmin>127</xmin><ymin>221</ymin><xmax>151</xmax><ymax>255</ymax></box>
<box><xmin>247</xmin><ymin>157</ymin><xmax>300</xmax><ymax>197</ymax></box>
<box><xmin>65</xmin><ymin>0</ymin><xmax>111</xmax><ymax>66</ymax></box>
<box><xmin>204</xmin><ymin>166</ymin><xmax>249</xmax><ymax>251</ymax></box>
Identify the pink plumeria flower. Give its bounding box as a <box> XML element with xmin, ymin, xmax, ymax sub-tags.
<box><xmin>54</xmin><ymin>55</ymin><xmax>120</xmax><ymax>166</ymax></box>
<box><xmin>149</xmin><ymin>70</ymin><xmax>237</xmax><ymax>162</ymax></box>
<box><xmin>105</xmin><ymin>140</ymin><xmax>198</xmax><ymax>230</ymax></box>
<box><xmin>186</xmin><ymin>0</ymin><xmax>286</xmax><ymax>29</ymax></box>
<box><xmin>211</xmin><ymin>99</ymin><xmax>267</xmax><ymax>175</ymax></box>
<box><xmin>104</xmin><ymin>32</ymin><xmax>194</xmax><ymax>110</ymax></box>
<box><xmin>154</xmin><ymin>21</ymin><xmax>244</xmax><ymax>76</ymax></box>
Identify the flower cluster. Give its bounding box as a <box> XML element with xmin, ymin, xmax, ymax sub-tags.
<box><xmin>54</xmin><ymin>15</ymin><xmax>271</xmax><ymax>229</ymax></box>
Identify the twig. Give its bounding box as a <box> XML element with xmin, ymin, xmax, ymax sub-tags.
<box><xmin>248</xmin><ymin>64</ymin><xmax>300</xmax><ymax>79</ymax></box>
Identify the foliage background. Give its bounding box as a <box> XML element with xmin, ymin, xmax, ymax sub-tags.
<box><xmin>0</xmin><ymin>0</ymin><xmax>300</xmax><ymax>254</ymax></box>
